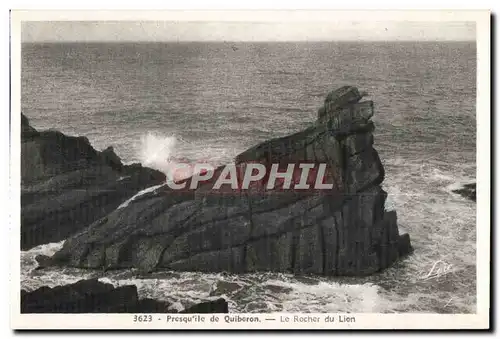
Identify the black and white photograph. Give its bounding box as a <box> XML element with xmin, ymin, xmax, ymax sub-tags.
<box><xmin>10</xmin><ymin>10</ymin><xmax>490</xmax><ymax>330</ymax></box>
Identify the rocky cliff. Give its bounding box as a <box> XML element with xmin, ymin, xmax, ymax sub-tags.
<box><xmin>21</xmin><ymin>114</ymin><xmax>166</xmax><ymax>250</ymax></box>
<box><xmin>38</xmin><ymin>86</ymin><xmax>413</xmax><ymax>276</ymax></box>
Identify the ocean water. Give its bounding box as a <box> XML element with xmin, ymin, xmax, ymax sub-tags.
<box><xmin>21</xmin><ymin>41</ymin><xmax>477</xmax><ymax>313</ymax></box>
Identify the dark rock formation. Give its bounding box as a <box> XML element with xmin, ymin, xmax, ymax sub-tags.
<box><xmin>180</xmin><ymin>298</ymin><xmax>229</xmax><ymax>313</ymax></box>
<box><xmin>21</xmin><ymin>279</ymin><xmax>228</xmax><ymax>313</ymax></box>
<box><xmin>452</xmin><ymin>183</ymin><xmax>476</xmax><ymax>202</ymax></box>
<box><xmin>21</xmin><ymin>114</ymin><xmax>166</xmax><ymax>250</ymax></box>
<box><xmin>40</xmin><ymin>86</ymin><xmax>413</xmax><ymax>276</ymax></box>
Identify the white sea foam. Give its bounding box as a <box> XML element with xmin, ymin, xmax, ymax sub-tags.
<box><xmin>136</xmin><ymin>132</ymin><xmax>221</xmax><ymax>182</ymax></box>
<box><xmin>70</xmin><ymin>272</ymin><xmax>393</xmax><ymax>313</ymax></box>
<box><xmin>138</xmin><ymin>132</ymin><xmax>179</xmax><ymax>179</ymax></box>
<box><xmin>429</xmin><ymin>168</ymin><xmax>456</xmax><ymax>182</ymax></box>
<box><xmin>21</xmin><ymin>241</ymin><xmax>66</xmax><ymax>273</ymax></box>
<box><xmin>258</xmin><ymin>278</ymin><xmax>385</xmax><ymax>313</ymax></box>
<box><xmin>24</xmin><ymin>241</ymin><xmax>66</xmax><ymax>257</ymax></box>
<box><xmin>21</xmin><ymin>241</ymin><xmax>97</xmax><ymax>291</ymax></box>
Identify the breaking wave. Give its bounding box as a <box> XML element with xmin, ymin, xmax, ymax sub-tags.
<box><xmin>19</xmin><ymin>241</ymin><xmax>396</xmax><ymax>313</ymax></box>
<box><xmin>138</xmin><ymin>132</ymin><xmax>179</xmax><ymax>179</ymax></box>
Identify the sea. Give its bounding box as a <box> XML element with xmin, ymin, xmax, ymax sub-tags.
<box><xmin>20</xmin><ymin>41</ymin><xmax>477</xmax><ymax>313</ymax></box>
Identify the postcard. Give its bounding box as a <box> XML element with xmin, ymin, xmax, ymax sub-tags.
<box><xmin>10</xmin><ymin>9</ymin><xmax>490</xmax><ymax>330</ymax></box>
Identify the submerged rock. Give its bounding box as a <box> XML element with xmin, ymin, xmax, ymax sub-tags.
<box><xmin>209</xmin><ymin>281</ymin><xmax>244</xmax><ymax>297</ymax></box>
<box><xmin>40</xmin><ymin>86</ymin><xmax>412</xmax><ymax>276</ymax></box>
<box><xmin>21</xmin><ymin>113</ymin><xmax>166</xmax><ymax>250</ymax></box>
<box><xmin>20</xmin><ymin>279</ymin><xmax>228</xmax><ymax>313</ymax></box>
<box><xmin>452</xmin><ymin>183</ymin><xmax>476</xmax><ymax>202</ymax></box>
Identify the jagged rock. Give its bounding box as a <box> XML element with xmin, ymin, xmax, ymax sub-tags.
<box><xmin>21</xmin><ymin>113</ymin><xmax>39</xmax><ymax>139</ymax></box>
<box><xmin>318</xmin><ymin>86</ymin><xmax>365</xmax><ymax>120</ymax></box>
<box><xmin>100</xmin><ymin>146</ymin><xmax>123</xmax><ymax>171</ymax></box>
<box><xmin>20</xmin><ymin>279</ymin><xmax>229</xmax><ymax>313</ymax></box>
<box><xmin>21</xmin><ymin>113</ymin><xmax>166</xmax><ymax>250</ymax></box>
<box><xmin>452</xmin><ymin>183</ymin><xmax>476</xmax><ymax>202</ymax></box>
<box><xmin>40</xmin><ymin>86</ymin><xmax>412</xmax><ymax>276</ymax></box>
<box><xmin>180</xmin><ymin>298</ymin><xmax>229</xmax><ymax>313</ymax></box>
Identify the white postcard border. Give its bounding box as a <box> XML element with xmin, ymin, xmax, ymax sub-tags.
<box><xmin>9</xmin><ymin>9</ymin><xmax>491</xmax><ymax>330</ymax></box>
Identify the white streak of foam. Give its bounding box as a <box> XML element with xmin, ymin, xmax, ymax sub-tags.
<box><xmin>261</xmin><ymin>278</ymin><xmax>385</xmax><ymax>313</ymax></box>
<box><xmin>25</xmin><ymin>241</ymin><xmax>66</xmax><ymax>257</ymax></box>
<box><xmin>117</xmin><ymin>183</ymin><xmax>166</xmax><ymax>209</ymax></box>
